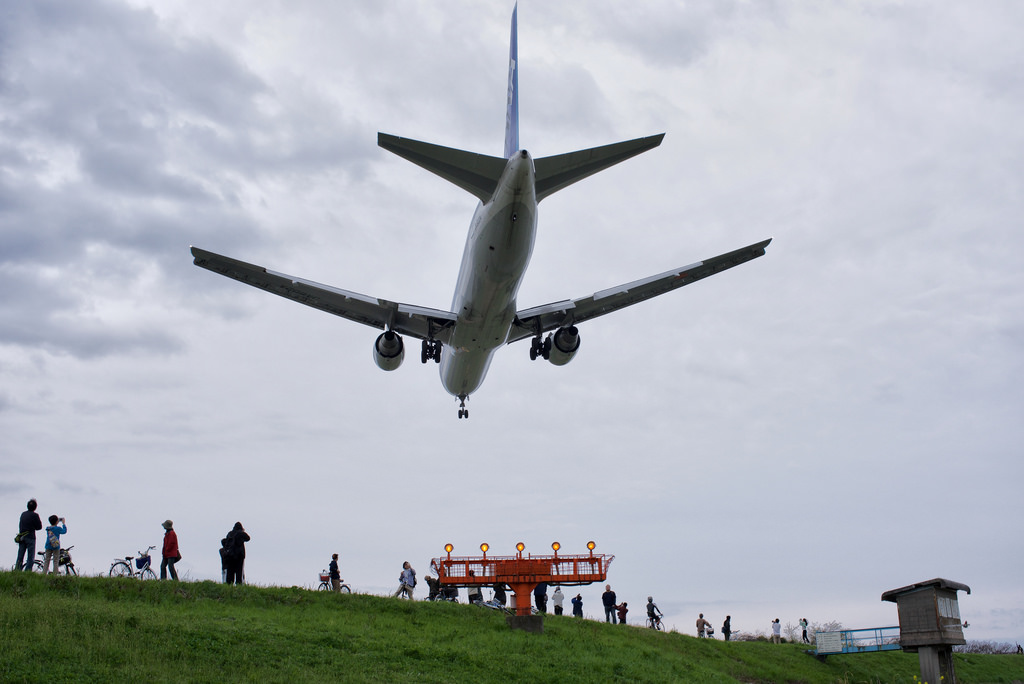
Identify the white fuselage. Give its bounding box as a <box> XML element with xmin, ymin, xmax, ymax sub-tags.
<box><xmin>439</xmin><ymin>151</ymin><xmax>537</xmax><ymax>398</ymax></box>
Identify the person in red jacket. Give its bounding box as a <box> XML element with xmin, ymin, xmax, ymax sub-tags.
<box><xmin>160</xmin><ymin>519</ymin><xmax>180</xmax><ymax>580</ymax></box>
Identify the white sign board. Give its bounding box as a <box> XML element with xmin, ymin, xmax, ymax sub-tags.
<box><xmin>816</xmin><ymin>631</ymin><xmax>844</xmax><ymax>654</ymax></box>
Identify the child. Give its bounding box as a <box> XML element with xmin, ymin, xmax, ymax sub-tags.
<box><xmin>43</xmin><ymin>515</ymin><xmax>67</xmax><ymax>574</ymax></box>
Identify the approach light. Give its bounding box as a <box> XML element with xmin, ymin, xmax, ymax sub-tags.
<box><xmin>480</xmin><ymin>543</ymin><xmax>489</xmax><ymax>554</ymax></box>
<box><xmin>516</xmin><ymin>542</ymin><xmax>525</xmax><ymax>554</ymax></box>
<box><xmin>551</xmin><ymin>542</ymin><xmax>560</xmax><ymax>552</ymax></box>
<box><xmin>444</xmin><ymin>543</ymin><xmax>454</xmax><ymax>560</ymax></box>
<box><xmin>587</xmin><ymin>540</ymin><xmax>596</xmax><ymax>554</ymax></box>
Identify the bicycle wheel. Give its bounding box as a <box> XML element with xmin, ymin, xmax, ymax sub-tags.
<box><xmin>64</xmin><ymin>564</ymin><xmax>78</xmax><ymax>576</ymax></box>
<box><xmin>33</xmin><ymin>560</ymin><xmax>44</xmax><ymax>571</ymax></box>
<box><xmin>109</xmin><ymin>561</ymin><xmax>132</xmax><ymax>577</ymax></box>
<box><xmin>140</xmin><ymin>567</ymin><xmax>157</xmax><ymax>581</ymax></box>
<box><xmin>339</xmin><ymin>584</ymin><xmax>352</xmax><ymax>594</ymax></box>
<box><xmin>318</xmin><ymin>581</ymin><xmax>330</xmax><ymax>591</ymax></box>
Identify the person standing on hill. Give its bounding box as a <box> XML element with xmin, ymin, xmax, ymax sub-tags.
<box><xmin>42</xmin><ymin>515</ymin><xmax>66</xmax><ymax>574</ymax></box>
<box><xmin>393</xmin><ymin>561</ymin><xmax>416</xmax><ymax>599</ymax></box>
<box><xmin>329</xmin><ymin>553</ymin><xmax>342</xmax><ymax>592</ymax></box>
<box><xmin>722</xmin><ymin>615</ymin><xmax>732</xmax><ymax>641</ymax></box>
<box><xmin>616</xmin><ymin>601</ymin><xmax>628</xmax><ymax>625</ymax></box>
<box><xmin>771</xmin><ymin>618</ymin><xmax>782</xmax><ymax>644</ymax></box>
<box><xmin>15</xmin><ymin>499</ymin><xmax>43</xmax><ymax>572</ymax></box>
<box><xmin>571</xmin><ymin>593</ymin><xmax>583</xmax><ymax>618</ymax></box>
<box><xmin>696</xmin><ymin>613</ymin><xmax>712</xmax><ymax>638</ymax></box>
<box><xmin>534</xmin><ymin>582</ymin><xmax>548</xmax><ymax>613</ymax></box>
<box><xmin>224</xmin><ymin>522</ymin><xmax>250</xmax><ymax>585</ymax></box>
<box><xmin>800</xmin><ymin>617</ymin><xmax>810</xmax><ymax>643</ymax></box>
<box><xmin>552</xmin><ymin>587</ymin><xmax>564</xmax><ymax>615</ymax></box>
<box><xmin>161</xmin><ymin>520</ymin><xmax>180</xmax><ymax>580</ymax></box>
<box><xmin>602</xmin><ymin>584</ymin><xmax>618</xmax><ymax>623</ymax></box>
<box><xmin>219</xmin><ymin>537</ymin><xmax>230</xmax><ymax>583</ymax></box>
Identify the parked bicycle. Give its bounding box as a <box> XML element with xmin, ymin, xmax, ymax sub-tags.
<box><xmin>317</xmin><ymin>570</ymin><xmax>351</xmax><ymax>593</ymax></box>
<box><xmin>11</xmin><ymin>558</ymin><xmax>43</xmax><ymax>571</ymax></box>
<box><xmin>36</xmin><ymin>545</ymin><xmax>77</xmax><ymax>575</ymax></box>
<box><xmin>109</xmin><ymin>545</ymin><xmax>157</xmax><ymax>580</ymax></box>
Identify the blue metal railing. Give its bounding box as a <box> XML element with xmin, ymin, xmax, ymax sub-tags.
<box><xmin>814</xmin><ymin>626</ymin><xmax>901</xmax><ymax>656</ymax></box>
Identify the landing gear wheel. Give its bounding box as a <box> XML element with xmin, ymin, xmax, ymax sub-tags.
<box><xmin>422</xmin><ymin>339</ymin><xmax>443</xmax><ymax>364</ymax></box>
<box><xmin>457</xmin><ymin>396</ymin><xmax>469</xmax><ymax>419</ymax></box>
<box><xmin>542</xmin><ymin>336</ymin><xmax>552</xmax><ymax>360</ymax></box>
<box><xmin>530</xmin><ymin>337</ymin><xmax>543</xmax><ymax>360</ymax></box>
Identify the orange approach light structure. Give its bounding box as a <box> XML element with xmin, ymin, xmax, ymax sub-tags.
<box><xmin>430</xmin><ymin>541</ymin><xmax>614</xmax><ymax>616</ymax></box>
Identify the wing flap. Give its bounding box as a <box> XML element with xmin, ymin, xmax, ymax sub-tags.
<box><xmin>508</xmin><ymin>238</ymin><xmax>771</xmax><ymax>342</ymax></box>
<box><xmin>191</xmin><ymin>247</ymin><xmax>456</xmax><ymax>342</ymax></box>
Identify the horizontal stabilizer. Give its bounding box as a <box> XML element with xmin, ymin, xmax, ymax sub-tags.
<box><xmin>378</xmin><ymin>133</ymin><xmax>508</xmax><ymax>203</ymax></box>
<box><xmin>534</xmin><ymin>134</ymin><xmax>665</xmax><ymax>202</ymax></box>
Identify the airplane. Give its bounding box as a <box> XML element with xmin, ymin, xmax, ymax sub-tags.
<box><xmin>191</xmin><ymin>5</ymin><xmax>771</xmax><ymax>419</ymax></box>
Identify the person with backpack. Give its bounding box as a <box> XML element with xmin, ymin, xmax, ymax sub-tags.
<box><xmin>223</xmin><ymin>522</ymin><xmax>250</xmax><ymax>585</ymax></box>
<box><xmin>15</xmin><ymin>499</ymin><xmax>43</xmax><ymax>572</ymax></box>
<box><xmin>393</xmin><ymin>561</ymin><xmax>416</xmax><ymax>599</ymax></box>
<box><xmin>42</xmin><ymin>515</ymin><xmax>66</xmax><ymax>574</ymax></box>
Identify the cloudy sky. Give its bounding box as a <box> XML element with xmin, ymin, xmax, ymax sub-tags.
<box><xmin>3</xmin><ymin>0</ymin><xmax>1022</xmax><ymax>641</ymax></box>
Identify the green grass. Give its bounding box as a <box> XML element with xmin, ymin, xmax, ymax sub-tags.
<box><xmin>2</xmin><ymin>572</ymin><xmax>1023</xmax><ymax>683</ymax></box>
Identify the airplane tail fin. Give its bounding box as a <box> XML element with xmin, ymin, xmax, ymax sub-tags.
<box><xmin>379</xmin><ymin>5</ymin><xmax>664</xmax><ymax>206</ymax></box>
<box><xmin>504</xmin><ymin>4</ymin><xmax>519</xmax><ymax>159</ymax></box>
<box><xmin>534</xmin><ymin>134</ymin><xmax>665</xmax><ymax>202</ymax></box>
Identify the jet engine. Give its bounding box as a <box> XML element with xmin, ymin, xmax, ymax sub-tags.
<box><xmin>546</xmin><ymin>326</ymin><xmax>580</xmax><ymax>366</ymax></box>
<box><xmin>373</xmin><ymin>330</ymin><xmax>405</xmax><ymax>371</ymax></box>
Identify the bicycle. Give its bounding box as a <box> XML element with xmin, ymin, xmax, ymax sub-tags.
<box><xmin>11</xmin><ymin>558</ymin><xmax>43</xmax><ymax>571</ymax></box>
<box><xmin>647</xmin><ymin>614</ymin><xmax>665</xmax><ymax>631</ymax></box>
<box><xmin>109</xmin><ymin>545</ymin><xmax>157</xmax><ymax>580</ymax></box>
<box><xmin>36</xmin><ymin>545</ymin><xmax>77</xmax><ymax>575</ymax></box>
<box><xmin>317</xmin><ymin>570</ymin><xmax>351</xmax><ymax>593</ymax></box>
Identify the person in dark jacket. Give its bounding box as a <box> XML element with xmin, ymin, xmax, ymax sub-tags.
<box><xmin>161</xmin><ymin>520</ymin><xmax>180</xmax><ymax>580</ymax></box>
<box><xmin>602</xmin><ymin>585</ymin><xmax>618</xmax><ymax>623</ymax></box>
<box><xmin>223</xmin><ymin>522</ymin><xmax>250</xmax><ymax>585</ymax></box>
<box><xmin>722</xmin><ymin>615</ymin><xmax>732</xmax><ymax>641</ymax></box>
<box><xmin>329</xmin><ymin>553</ymin><xmax>341</xmax><ymax>592</ymax></box>
<box><xmin>571</xmin><ymin>593</ymin><xmax>584</xmax><ymax>618</ymax></box>
<box><xmin>533</xmin><ymin>581</ymin><xmax>548</xmax><ymax>613</ymax></box>
<box><xmin>16</xmin><ymin>499</ymin><xmax>43</xmax><ymax>572</ymax></box>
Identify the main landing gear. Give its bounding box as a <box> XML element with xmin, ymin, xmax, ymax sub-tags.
<box><xmin>421</xmin><ymin>339</ymin><xmax>442</xmax><ymax>364</ymax></box>
<box><xmin>529</xmin><ymin>335</ymin><xmax>551</xmax><ymax>361</ymax></box>
<box><xmin>458</xmin><ymin>395</ymin><xmax>469</xmax><ymax>420</ymax></box>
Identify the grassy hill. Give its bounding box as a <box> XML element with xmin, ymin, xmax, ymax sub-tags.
<box><xmin>2</xmin><ymin>572</ymin><xmax>1022</xmax><ymax>683</ymax></box>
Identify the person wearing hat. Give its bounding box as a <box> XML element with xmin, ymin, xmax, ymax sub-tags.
<box><xmin>160</xmin><ymin>519</ymin><xmax>180</xmax><ymax>580</ymax></box>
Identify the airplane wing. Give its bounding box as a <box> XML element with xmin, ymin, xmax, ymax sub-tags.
<box><xmin>507</xmin><ymin>238</ymin><xmax>772</xmax><ymax>343</ymax></box>
<box><xmin>191</xmin><ymin>247</ymin><xmax>457</xmax><ymax>343</ymax></box>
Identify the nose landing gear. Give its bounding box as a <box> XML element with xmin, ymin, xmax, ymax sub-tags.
<box><xmin>457</xmin><ymin>395</ymin><xmax>469</xmax><ymax>419</ymax></box>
